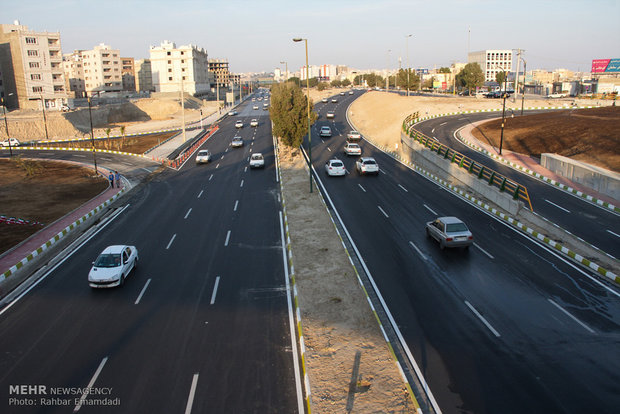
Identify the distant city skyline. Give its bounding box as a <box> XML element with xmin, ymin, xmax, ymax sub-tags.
<box><xmin>3</xmin><ymin>0</ymin><xmax>619</xmax><ymax>74</ymax></box>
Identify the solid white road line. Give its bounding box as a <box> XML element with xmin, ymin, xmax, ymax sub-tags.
<box><xmin>234</xmin><ymin>200</ymin><xmax>239</xmax><ymax>211</ymax></box>
<box><xmin>548</xmin><ymin>299</ymin><xmax>595</xmax><ymax>334</ymax></box>
<box><xmin>440</xmin><ymin>122</ymin><xmax>447</xmax><ymax>126</ymax></box>
<box><xmin>544</xmin><ymin>199</ymin><xmax>571</xmax><ymax>213</ymax></box>
<box><xmin>210</xmin><ymin>276</ymin><xmax>220</xmax><ymax>305</ymax></box>
<box><xmin>166</xmin><ymin>234</ymin><xmax>176</xmax><ymax>250</ymax></box>
<box><xmin>197</xmin><ymin>190</ymin><xmax>203</xmax><ymax>198</ymax></box>
<box><xmin>474</xmin><ymin>243</ymin><xmax>494</xmax><ymax>259</ymax></box>
<box><xmin>135</xmin><ymin>279</ymin><xmax>151</xmax><ymax>305</ymax></box>
<box><xmin>224</xmin><ymin>230</ymin><xmax>231</xmax><ymax>246</ymax></box>
<box><xmin>73</xmin><ymin>357</ymin><xmax>109</xmax><ymax>412</ymax></box>
<box><xmin>378</xmin><ymin>206</ymin><xmax>389</xmax><ymax>218</ymax></box>
<box><xmin>409</xmin><ymin>241</ymin><xmax>426</xmax><ymax>260</ymax></box>
<box><xmin>606</xmin><ymin>229</ymin><xmax>620</xmax><ymax>238</ymax></box>
<box><xmin>184</xmin><ymin>208</ymin><xmax>192</xmax><ymax>219</ymax></box>
<box><xmin>184</xmin><ymin>373</ymin><xmax>199</xmax><ymax>414</ymax></box>
<box><xmin>358</xmin><ymin>184</ymin><xmax>366</xmax><ymax>192</ymax></box>
<box><xmin>465</xmin><ymin>301</ymin><xmax>501</xmax><ymax>337</ymax></box>
<box><xmin>424</xmin><ymin>204</ymin><xmax>438</xmax><ymax>215</ymax></box>
<box><xmin>74</xmin><ymin>154</ymin><xmax>86</xmax><ymax>158</ymax></box>
<box><xmin>398</xmin><ymin>184</ymin><xmax>408</xmax><ymax>192</ymax></box>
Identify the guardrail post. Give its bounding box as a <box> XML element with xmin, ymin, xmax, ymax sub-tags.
<box><xmin>478</xmin><ymin>166</ymin><xmax>485</xmax><ymax>179</ymax></box>
<box><xmin>437</xmin><ymin>145</ymin><xmax>443</xmax><ymax>156</ymax></box>
<box><xmin>459</xmin><ymin>157</ymin><xmax>464</xmax><ymax>168</ymax></box>
<box><xmin>468</xmin><ymin>161</ymin><xmax>475</xmax><ymax>173</ymax></box>
<box><xmin>499</xmin><ymin>178</ymin><xmax>507</xmax><ymax>192</ymax></box>
<box><xmin>444</xmin><ymin>148</ymin><xmax>451</xmax><ymax>159</ymax></box>
<box><xmin>488</xmin><ymin>171</ymin><xmax>495</xmax><ymax>185</ymax></box>
<box><xmin>450</xmin><ymin>153</ymin><xmax>456</xmax><ymax>163</ymax></box>
<box><xmin>513</xmin><ymin>185</ymin><xmax>521</xmax><ymax>200</ymax></box>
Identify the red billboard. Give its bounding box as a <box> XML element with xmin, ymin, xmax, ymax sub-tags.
<box><xmin>591</xmin><ymin>59</ymin><xmax>610</xmax><ymax>73</ymax></box>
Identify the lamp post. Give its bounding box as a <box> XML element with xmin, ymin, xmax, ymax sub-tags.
<box><xmin>293</xmin><ymin>37</ymin><xmax>312</xmax><ymax>193</ymax></box>
<box><xmin>86</xmin><ymin>91</ymin><xmax>99</xmax><ymax>175</ymax></box>
<box><xmin>1</xmin><ymin>94</ymin><xmax>14</xmax><ymax>157</ymax></box>
<box><xmin>499</xmin><ymin>71</ymin><xmax>508</xmax><ymax>155</ymax></box>
<box><xmin>280</xmin><ymin>61</ymin><xmax>288</xmax><ymax>82</ymax></box>
<box><xmin>520</xmin><ymin>58</ymin><xmax>527</xmax><ymax>116</ymax></box>
<box><xmin>386</xmin><ymin>49</ymin><xmax>391</xmax><ymax>92</ymax></box>
<box><xmin>405</xmin><ymin>34</ymin><xmax>412</xmax><ymax>96</ymax></box>
<box><xmin>40</xmin><ymin>93</ymin><xmax>49</xmax><ymax>140</ymax></box>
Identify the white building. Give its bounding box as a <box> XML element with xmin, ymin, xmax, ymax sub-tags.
<box><xmin>149</xmin><ymin>40</ymin><xmax>211</xmax><ymax>95</ymax></box>
<box><xmin>81</xmin><ymin>44</ymin><xmax>123</xmax><ymax>95</ymax></box>
<box><xmin>468</xmin><ymin>49</ymin><xmax>513</xmax><ymax>83</ymax></box>
<box><xmin>62</xmin><ymin>50</ymin><xmax>86</xmax><ymax>98</ymax></box>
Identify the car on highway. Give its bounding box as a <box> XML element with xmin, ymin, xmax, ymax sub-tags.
<box><xmin>195</xmin><ymin>149</ymin><xmax>212</xmax><ymax>164</ymax></box>
<box><xmin>249</xmin><ymin>153</ymin><xmax>265</xmax><ymax>168</ymax></box>
<box><xmin>347</xmin><ymin>130</ymin><xmax>362</xmax><ymax>141</ymax></box>
<box><xmin>235</xmin><ymin>120</ymin><xmax>243</xmax><ymax>128</ymax></box>
<box><xmin>326</xmin><ymin>111</ymin><xmax>335</xmax><ymax>119</ymax></box>
<box><xmin>344</xmin><ymin>142</ymin><xmax>362</xmax><ymax>156</ymax></box>
<box><xmin>319</xmin><ymin>126</ymin><xmax>332</xmax><ymax>137</ymax></box>
<box><xmin>0</xmin><ymin>138</ymin><xmax>20</xmax><ymax>147</ymax></box>
<box><xmin>340</xmin><ymin>92</ymin><xmax>345</xmax><ymax>96</ymax></box>
<box><xmin>355</xmin><ymin>157</ymin><xmax>379</xmax><ymax>175</ymax></box>
<box><xmin>322</xmin><ymin>98</ymin><xmax>328</xmax><ymax>103</ymax></box>
<box><xmin>331</xmin><ymin>98</ymin><xmax>338</xmax><ymax>103</ymax></box>
<box><xmin>228</xmin><ymin>110</ymin><xmax>237</xmax><ymax>116</ymax></box>
<box><xmin>231</xmin><ymin>136</ymin><xmax>244</xmax><ymax>148</ymax></box>
<box><xmin>253</xmin><ymin>105</ymin><xmax>259</xmax><ymax>110</ymax></box>
<box><xmin>324</xmin><ymin>158</ymin><xmax>346</xmax><ymax>176</ymax></box>
<box><xmin>349</xmin><ymin>91</ymin><xmax>354</xmax><ymax>95</ymax></box>
<box><xmin>547</xmin><ymin>93</ymin><xmax>567</xmax><ymax>98</ymax></box>
<box><xmin>426</xmin><ymin>216</ymin><xmax>473</xmax><ymax>250</ymax></box>
<box><xmin>88</xmin><ymin>245</ymin><xmax>138</xmax><ymax>288</ymax></box>
<box><xmin>250</xmin><ymin>119</ymin><xmax>259</xmax><ymax>127</ymax></box>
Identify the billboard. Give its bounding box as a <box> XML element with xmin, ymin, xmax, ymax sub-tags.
<box><xmin>591</xmin><ymin>58</ymin><xmax>620</xmax><ymax>73</ymax></box>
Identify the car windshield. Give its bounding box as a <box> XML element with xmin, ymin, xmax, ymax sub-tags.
<box><xmin>252</xmin><ymin>154</ymin><xmax>263</xmax><ymax>160</ymax></box>
<box><xmin>446</xmin><ymin>223</ymin><xmax>469</xmax><ymax>233</ymax></box>
<box><xmin>332</xmin><ymin>161</ymin><xmax>343</xmax><ymax>167</ymax></box>
<box><xmin>363</xmin><ymin>159</ymin><xmax>376</xmax><ymax>165</ymax></box>
<box><xmin>94</xmin><ymin>253</ymin><xmax>121</xmax><ymax>267</ymax></box>
<box><xmin>198</xmin><ymin>151</ymin><xmax>209</xmax><ymax>156</ymax></box>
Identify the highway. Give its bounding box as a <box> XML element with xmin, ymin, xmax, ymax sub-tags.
<box><xmin>309</xmin><ymin>90</ymin><xmax>620</xmax><ymax>413</ymax></box>
<box><xmin>415</xmin><ymin>111</ymin><xmax>620</xmax><ymax>259</ymax></box>
<box><xmin>0</xmin><ymin>94</ymin><xmax>301</xmax><ymax>413</ymax></box>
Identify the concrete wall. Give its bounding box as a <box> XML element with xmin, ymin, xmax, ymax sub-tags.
<box><xmin>401</xmin><ymin>131</ymin><xmax>523</xmax><ymax>214</ymax></box>
<box><xmin>541</xmin><ymin>153</ymin><xmax>620</xmax><ymax>201</ymax></box>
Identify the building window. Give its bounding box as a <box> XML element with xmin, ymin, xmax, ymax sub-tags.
<box><xmin>167</xmin><ymin>51</ymin><xmax>171</xmax><ymax>56</ymax></box>
<box><xmin>32</xmin><ymin>86</ymin><xmax>43</xmax><ymax>93</ymax></box>
<box><xmin>169</xmin><ymin>77</ymin><xmax>173</xmax><ymax>81</ymax></box>
<box><xmin>168</xmin><ymin>68</ymin><xmax>172</xmax><ymax>73</ymax></box>
<box><xmin>31</xmin><ymin>74</ymin><xmax>42</xmax><ymax>80</ymax></box>
<box><xmin>27</xmin><ymin>50</ymin><xmax>38</xmax><ymax>57</ymax></box>
<box><xmin>25</xmin><ymin>37</ymin><xmax>37</xmax><ymax>44</ymax></box>
<box><xmin>29</xmin><ymin>62</ymin><xmax>40</xmax><ymax>68</ymax></box>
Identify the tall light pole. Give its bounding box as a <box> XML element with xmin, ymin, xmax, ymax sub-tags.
<box><xmin>1</xmin><ymin>94</ymin><xmax>13</xmax><ymax>157</ymax></box>
<box><xmin>520</xmin><ymin>58</ymin><xmax>527</xmax><ymax>116</ymax></box>
<box><xmin>293</xmin><ymin>37</ymin><xmax>312</xmax><ymax>193</ymax></box>
<box><xmin>280</xmin><ymin>61</ymin><xmax>288</xmax><ymax>82</ymax></box>
<box><xmin>405</xmin><ymin>34</ymin><xmax>412</xmax><ymax>96</ymax></box>
<box><xmin>86</xmin><ymin>91</ymin><xmax>99</xmax><ymax>175</ymax></box>
<box><xmin>499</xmin><ymin>71</ymin><xmax>508</xmax><ymax>155</ymax></box>
<box><xmin>39</xmin><ymin>93</ymin><xmax>49</xmax><ymax>140</ymax></box>
<box><xmin>386</xmin><ymin>49</ymin><xmax>391</xmax><ymax>92</ymax></box>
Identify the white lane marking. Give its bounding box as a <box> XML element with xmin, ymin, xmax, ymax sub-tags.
<box><xmin>424</xmin><ymin>204</ymin><xmax>437</xmax><ymax>215</ymax></box>
<box><xmin>141</xmin><ymin>168</ymin><xmax>153</xmax><ymax>172</ymax></box>
<box><xmin>224</xmin><ymin>230</ymin><xmax>231</xmax><ymax>246</ymax></box>
<box><xmin>234</xmin><ymin>200</ymin><xmax>239</xmax><ymax>211</ymax></box>
<box><xmin>431</xmin><ymin>128</ymin><xmax>435</xmax><ymax>134</ymax></box>
<box><xmin>398</xmin><ymin>184</ymin><xmax>408</xmax><ymax>192</ymax></box>
<box><xmin>135</xmin><ymin>279</ymin><xmax>152</xmax><ymax>304</ymax></box>
<box><xmin>209</xmin><ymin>174</ymin><xmax>214</xmax><ymax>181</ymax></box>
<box><xmin>215</xmin><ymin>164</ymin><xmax>220</xmax><ymax>169</ymax></box>
<box><xmin>606</xmin><ymin>229</ymin><xmax>620</xmax><ymax>238</ymax></box>
<box><xmin>240</xmin><ymin>179</ymin><xmax>244</xmax><ymax>188</ymax></box>
<box><xmin>74</xmin><ymin>154</ymin><xmax>86</xmax><ymax>158</ymax></box>
<box><xmin>166</xmin><ymin>234</ymin><xmax>176</xmax><ymax>250</ymax></box>
<box><xmin>378</xmin><ymin>206</ymin><xmax>389</xmax><ymax>218</ymax></box>
<box><xmin>210</xmin><ymin>276</ymin><xmax>221</xmax><ymax>305</ymax></box>
<box><xmin>184</xmin><ymin>373</ymin><xmax>199</xmax><ymax>414</ymax></box>
<box><xmin>545</xmin><ymin>199</ymin><xmax>571</xmax><ymax>213</ymax></box>
<box><xmin>73</xmin><ymin>357</ymin><xmax>108</xmax><ymax>412</ymax></box>
<box><xmin>197</xmin><ymin>190</ymin><xmax>203</xmax><ymax>198</ymax></box>
<box><xmin>327</xmin><ymin>147</ymin><xmax>332</xmax><ymax>152</ymax></box>
<box><xmin>440</xmin><ymin>122</ymin><xmax>447</xmax><ymax>126</ymax></box>
<box><xmin>474</xmin><ymin>243</ymin><xmax>494</xmax><ymax>259</ymax></box>
<box><xmin>465</xmin><ymin>301</ymin><xmax>500</xmax><ymax>337</ymax></box>
<box><xmin>244</xmin><ymin>166</ymin><xmax>248</xmax><ymax>172</ymax></box>
<box><xmin>548</xmin><ymin>299</ymin><xmax>595</xmax><ymax>334</ymax></box>
<box><xmin>225</xmin><ymin>148</ymin><xmax>229</xmax><ymax>152</ymax></box>
<box><xmin>249</xmin><ymin>148</ymin><xmax>252</xmax><ymax>153</ymax></box>
<box><xmin>184</xmin><ymin>208</ymin><xmax>192</xmax><ymax>219</ymax></box>
<box><xmin>409</xmin><ymin>241</ymin><xmax>426</xmax><ymax>260</ymax></box>
<box><xmin>220</xmin><ymin>155</ymin><xmax>225</xmax><ymax>159</ymax></box>
<box><xmin>358</xmin><ymin>184</ymin><xmax>366</xmax><ymax>192</ymax></box>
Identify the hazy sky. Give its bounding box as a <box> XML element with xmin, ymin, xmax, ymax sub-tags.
<box><xmin>4</xmin><ymin>0</ymin><xmax>619</xmax><ymax>73</ymax></box>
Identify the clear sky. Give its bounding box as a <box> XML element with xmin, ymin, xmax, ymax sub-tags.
<box><xmin>3</xmin><ymin>0</ymin><xmax>619</xmax><ymax>74</ymax></box>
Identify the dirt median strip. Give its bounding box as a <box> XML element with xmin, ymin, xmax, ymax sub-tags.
<box><xmin>277</xmin><ymin>143</ymin><xmax>416</xmax><ymax>413</ymax></box>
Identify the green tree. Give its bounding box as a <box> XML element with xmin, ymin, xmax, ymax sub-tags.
<box><xmin>330</xmin><ymin>79</ymin><xmax>342</xmax><ymax>88</ymax></box>
<box><xmin>269</xmin><ymin>82</ymin><xmax>318</xmax><ymax>148</ymax></box>
<box><xmin>317</xmin><ymin>82</ymin><xmax>329</xmax><ymax>91</ymax></box>
<box><xmin>496</xmin><ymin>71</ymin><xmax>507</xmax><ymax>86</ymax></box>
<box><xmin>308</xmin><ymin>77</ymin><xmax>319</xmax><ymax>88</ymax></box>
<box><xmin>456</xmin><ymin>63</ymin><xmax>484</xmax><ymax>94</ymax></box>
<box><xmin>423</xmin><ymin>77</ymin><xmax>435</xmax><ymax>90</ymax></box>
<box><xmin>289</xmin><ymin>76</ymin><xmax>301</xmax><ymax>87</ymax></box>
<box><xmin>396</xmin><ymin>69</ymin><xmax>420</xmax><ymax>91</ymax></box>
<box><xmin>341</xmin><ymin>79</ymin><xmax>351</xmax><ymax>87</ymax></box>
<box><xmin>438</xmin><ymin>67</ymin><xmax>451</xmax><ymax>74</ymax></box>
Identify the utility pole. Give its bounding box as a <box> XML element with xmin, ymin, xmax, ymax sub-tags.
<box><xmin>406</xmin><ymin>34</ymin><xmax>412</xmax><ymax>96</ymax></box>
<box><xmin>521</xmin><ymin>58</ymin><xmax>527</xmax><ymax>115</ymax></box>
<box><xmin>181</xmin><ymin>77</ymin><xmax>186</xmax><ymax>143</ymax></box>
<box><xmin>40</xmin><ymin>93</ymin><xmax>49</xmax><ymax>140</ymax></box>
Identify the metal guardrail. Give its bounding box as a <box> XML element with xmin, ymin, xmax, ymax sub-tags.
<box><xmin>403</xmin><ymin>114</ymin><xmax>533</xmax><ymax>211</ymax></box>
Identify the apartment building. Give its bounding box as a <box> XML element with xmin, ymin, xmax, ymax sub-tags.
<box><xmin>209</xmin><ymin>58</ymin><xmax>230</xmax><ymax>88</ymax></box>
<box><xmin>0</xmin><ymin>22</ymin><xmax>66</xmax><ymax>110</ymax></box>
<box><xmin>468</xmin><ymin>49</ymin><xmax>513</xmax><ymax>83</ymax></box>
<box><xmin>149</xmin><ymin>40</ymin><xmax>211</xmax><ymax>95</ymax></box>
<box><xmin>121</xmin><ymin>57</ymin><xmax>136</xmax><ymax>91</ymax></box>
<box><xmin>62</xmin><ymin>50</ymin><xmax>86</xmax><ymax>98</ymax></box>
<box><xmin>135</xmin><ymin>59</ymin><xmax>154</xmax><ymax>92</ymax></box>
<box><xmin>81</xmin><ymin>43</ymin><xmax>122</xmax><ymax>95</ymax></box>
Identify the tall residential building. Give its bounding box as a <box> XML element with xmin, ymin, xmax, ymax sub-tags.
<box><xmin>62</xmin><ymin>50</ymin><xmax>86</xmax><ymax>98</ymax></box>
<box><xmin>468</xmin><ymin>49</ymin><xmax>513</xmax><ymax>83</ymax></box>
<box><xmin>135</xmin><ymin>59</ymin><xmax>154</xmax><ymax>92</ymax></box>
<box><xmin>0</xmin><ymin>22</ymin><xmax>67</xmax><ymax>110</ymax></box>
<box><xmin>149</xmin><ymin>40</ymin><xmax>211</xmax><ymax>95</ymax></box>
<box><xmin>121</xmin><ymin>57</ymin><xmax>136</xmax><ymax>91</ymax></box>
<box><xmin>81</xmin><ymin>43</ymin><xmax>122</xmax><ymax>94</ymax></box>
<box><xmin>209</xmin><ymin>58</ymin><xmax>230</xmax><ymax>88</ymax></box>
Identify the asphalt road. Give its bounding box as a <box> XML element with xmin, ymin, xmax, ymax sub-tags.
<box><xmin>0</xmin><ymin>93</ymin><xmax>301</xmax><ymax>413</ymax></box>
<box><xmin>415</xmin><ymin>111</ymin><xmax>620</xmax><ymax>260</ymax></box>
<box><xmin>309</xmin><ymin>90</ymin><xmax>620</xmax><ymax>413</ymax></box>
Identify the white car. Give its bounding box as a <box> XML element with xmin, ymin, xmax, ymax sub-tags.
<box><xmin>344</xmin><ymin>142</ymin><xmax>362</xmax><ymax>156</ymax></box>
<box><xmin>231</xmin><ymin>136</ymin><xmax>244</xmax><ymax>148</ymax></box>
<box><xmin>228</xmin><ymin>110</ymin><xmax>238</xmax><ymax>116</ymax></box>
<box><xmin>253</xmin><ymin>105</ymin><xmax>259</xmax><ymax>110</ymax></box>
<box><xmin>349</xmin><ymin>91</ymin><xmax>354</xmax><ymax>95</ymax></box>
<box><xmin>235</xmin><ymin>120</ymin><xmax>243</xmax><ymax>128</ymax></box>
<box><xmin>426</xmin><ymin>216</ymin><xmax>474</xmax><ymax>250</ymax></box>
<box><xmin>249</xmin><ymin>153</ymin><xmax>265</xmax><ymax>168</ymax></box>
<box><xmin>347</xmin><ymin>130</ymin><xmax>362</xmax><ymax>141</ymax></box>
<box><xmin>331</xmin><ymin>98</ymin><xmax>338</xmax><ymax>103</ymax></box>
<box><xmin>322</xmin><ymin>98</ymin><xmax>328</xmax><ymax>103</ymax></box>
<box><xmin>195</xmin><ymin>149</ymin><xmax>212</xmax><ymax>164</ymax></box>
<box><xmin>340</xmin><ymin>92</ymin><xmax>345</xmax><ymax>96</ymax></box>
<box><xmin>326</xmin><ymin>111</ymin><xmax>335</xmax><ymax>119</ymax></box>
<box><xmin>88</xmin><ymin>245</ymin><xmax>138</xmax><ymax>288</ymax></box>
<box><xmin>355</xmin><ymin>157</ymin><xmax>379</xmax><ymax>175</ymax></box>
<box><xmin>1</xmin><ymin>138</ymin><xmax>20</xmax><ymax>147</ymax></box>
<box><xmin>250</xmin><ymin>119</ymin><xmax>259</xmax><ymax>127</ymax></box>
<box><xmin>319</xmin><ymin>126</ymin><xmax>332</xmax><ymax>137</ymax></box>
<box><xmin>325</xmin><ymin>158</ymin><xmax>346</xmax><ymax>176</ymax></box>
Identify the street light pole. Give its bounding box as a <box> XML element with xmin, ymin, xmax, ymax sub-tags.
<box><xmin>40</xmin><ymin>93</ymin><xmax>49</xmax><ymax>140</ymax></box>
<box><xmin>86</xmin><ymin>91</ymin><xmax>99</xmax><ymax>175</ymax></box>
<box><xmin>520</xmin><ymin>58</ymin><xmax>527</xmax><ymax>116</ymax></box>
<box><xmin>293</xmin><ymin>37</ymin><xmax>312</xmax><ymax>193</ymax></box>
<box><xmin>1</xmin><ymin>96</ymin><xmax>13</xmax><ymax>157</ymax></box>
<box><xmin>406</xmin><ymin>34</ymin><xmax>412</xmax><ymax>96</ymax></box>
<box><xmin>386</xmin><ymin>49</ymin><xmax>391</xmax><ymax>92</ymax></box>
<box><xmin>499</xmin><ymin>72</ymin><xmax>508</xmax><ymax>155</ymax></box>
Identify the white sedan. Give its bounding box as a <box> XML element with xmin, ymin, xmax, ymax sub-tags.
<box><xmin>88</xmin><ymin>245</ymin><xmax>138</xmax><ymax>288</ymax></box>
<box><xmin>344</xmin><ymin>142</ymin><xmax>362</xmax><ymax>156</ymax></box>
<box><xmin>325</xmin><ymin>158</ymin><xmax>346</xmax><ymax>176</ymax></box>
<box><xmin>1</xmin><ymin>138</ymin><xmax>20</xmax><ymax>147</ymax></box>
<box><xmin>235</xmin><ymin>120</ymin><xmax>243</xmax><ymax>128</ymax></box>
<box><xmin>250</xmin><ymin>119</ymin><xmax>259</xmax><ymax>127</ymax></box>
<box><xmin>249</xmin><ymin>153</ymin><xmax>265</xmax><ymax>168</ymax></box>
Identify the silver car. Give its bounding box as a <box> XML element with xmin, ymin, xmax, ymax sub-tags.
<box><xmin>426</xmin><ymin>217</ymin><xmax>473</xmax><ymax>250</ymax></box>
<box><xmin>195</xmin><ymin>149</ymin><xmax>212</xmax><ymax>164</ymax></box>
<box><xmin>88</xmin><ymin>245</ymin><xmax>138</xmax><ymax>288</ymax></box>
